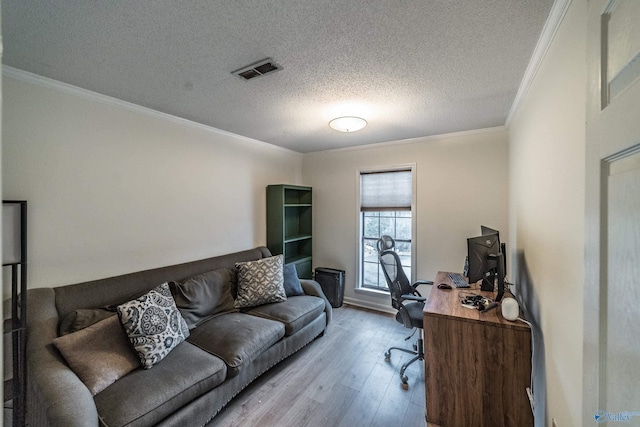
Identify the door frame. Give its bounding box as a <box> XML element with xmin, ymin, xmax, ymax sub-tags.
<box><xmin>583</xmin><ymin>0</ymin><xmax>640</xmax><ymax>422</ymax></box>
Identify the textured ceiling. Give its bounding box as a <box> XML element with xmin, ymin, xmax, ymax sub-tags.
<box><xmin>2</xmin><ymin>0</ymin><xmax>554</xmax><ymax>153</ymax></box>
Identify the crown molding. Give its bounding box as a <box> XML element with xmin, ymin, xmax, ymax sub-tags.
<box><xmin>2</xmin><ymin>65</ymin><xmax>301</xmax><ymax>156</ymax></box>
<box><xmin>306</xmin><ymin>125</ymin><xmax>508</xmax><ymax>155</ymax></box>
<box><xmin>506</xmin><ymin>0</ymin><xmax>573</xmax><ymax>125</ymax></box>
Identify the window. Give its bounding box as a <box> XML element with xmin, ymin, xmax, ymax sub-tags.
<box><xmin>359</xmin><ymin>169</ymin><xmax>414</xmax><ymax>291</ymax></box>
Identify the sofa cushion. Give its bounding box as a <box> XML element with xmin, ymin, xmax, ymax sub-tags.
<box><xmin>58</xmin><ymin>308</ymin><xmax>115</xmax><ymax>336</ymax></box>
<box><xmin>117</xmin><ymin>283</ymin><xmax>190</xmax><ymax>369</ymax></box>
<box><xmin>187</xmin><ymin>312</ymin><xmax>285</xmax><ymax>376</ymax></box>
<box><xmin>234</xmin><ymin>255</ymin><xmax>287</xmax><ymax>309</ymax></box>
<box><xmin>246</xmin><ymin>295</ymin><xmax>325</xmax><ymax>336</ymax></box>
<box><xmin>283</xmin><ymin>263</ymin><xmax>304</xmax><ymax>297</ymax></box>
<box><xmin>169</xmin><ymin>268</ymin><xmax>237</xmax><ymax>329</ymax></box>
<box><xmin>94</xmin><ymin>342</ymin><xmax>226</xmax><ymax>427</ymax></box>
<box><xmin>52</xmin><ymin>315</ymin><xmax>140</xmax><ymax>396</ymax></box>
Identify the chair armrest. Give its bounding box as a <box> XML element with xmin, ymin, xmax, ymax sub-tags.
<box><xmin>401</xmin><ymin>294</ymin><xmax>426</xmax><ymax>303</ymax></box>
<box><xmin>410</xmin><ymin>280</ymin><xmax>433</xmax><ymax>298</ymax></box>
<box><xmin>412</xmin><ymin>280</ymin><xmax>433</xmax><ymax>288</ymax></box>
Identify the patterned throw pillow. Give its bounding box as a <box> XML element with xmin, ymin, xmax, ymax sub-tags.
<box><xmin>234</xmin><ymin>255</ymin><xmax>287</xmax><ymax>309</ymax></box>
<box><xmin>117</xmin><ymin>283</ymin><xmax>190</xmax><ymax>369</ymax></box>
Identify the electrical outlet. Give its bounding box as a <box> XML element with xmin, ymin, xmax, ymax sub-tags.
<box><xmin>552</xmin><ymin>418</ymin><xmax>559</xmax><ymax>427</ymax></box>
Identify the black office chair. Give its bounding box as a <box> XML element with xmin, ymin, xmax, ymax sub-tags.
<box><xmin>377</xmin><ymin>235</ymin><xmax>433</xmax><ymax>389</ymax></box>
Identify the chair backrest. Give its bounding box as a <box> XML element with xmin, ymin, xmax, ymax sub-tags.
<box><xmin>376</xmin><ymin>235</ymin><xmax>395</xmax><ymax>252</ymax></box>
<box><xmin>377</xmin><ymin>236</ymin><xmax>414</xmax><ymax>311</ymax></box>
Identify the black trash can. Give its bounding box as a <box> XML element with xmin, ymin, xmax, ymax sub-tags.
<box><xmin>314</xmin><ymin>267</ymin><xmax>345</xmax><ymax>308</ymax></box>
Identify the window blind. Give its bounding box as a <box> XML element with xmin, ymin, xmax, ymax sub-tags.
<box><xmin>360</xmin><ymin>169</ymin><xmax>412</xmax><ymax>211</ymax></box>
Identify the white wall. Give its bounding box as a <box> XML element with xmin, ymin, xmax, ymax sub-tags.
<box><xmin>303</xmin><ymin>128</ymin><xmax>508</xmax><ymax>311</ymax></box>
<box><xmin>2</xmin><ymin>72</ymin><xmax>302</xmax><ymax>290</ymax></box>
<box><xmin>507</xmin><ymin>1</ymin><xmax>586</xmax><ymax>426</ymax></box>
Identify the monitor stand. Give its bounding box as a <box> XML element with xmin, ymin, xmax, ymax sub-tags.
<box><xmin>481</xmin><ymin>254</ymin><xmax>498</xmax><ymax>291</ymax></box>
<box><xmin>481</xmin><ymin>273</ymin><xmax>495</xmax><ymax>291</ymax></box>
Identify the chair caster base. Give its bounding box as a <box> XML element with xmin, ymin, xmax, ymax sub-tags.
<box><xmin>400</xmin><ymin>370</ymin><xmax>410</xmax><ymax>389</ymax></box>
<box><xmin>385</xmin><ymin>337</ymin><xmax>424</xmax><ymax>391</ymax></box>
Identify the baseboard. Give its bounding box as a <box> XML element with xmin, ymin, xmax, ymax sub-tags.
<box><xmin>342</xmin><ymin>297</ymin><xmax>396</xmax><ymax>315</ymax></box>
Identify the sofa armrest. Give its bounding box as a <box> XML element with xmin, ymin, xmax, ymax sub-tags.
<box><xmin>299</xmin><ymin>279</ymin><xmax>332</xmax><ymax>326</ymax></box>
<box><xmin>26</xmin><ymin>288</ymin><xmax>99</xmax><ymax>427</ymax></box>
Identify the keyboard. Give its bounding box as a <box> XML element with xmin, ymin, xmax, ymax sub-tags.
<box><xmin>448</xmin><ymin>272</ymin><xmax>470</xmax><ymax>288</ymax></box>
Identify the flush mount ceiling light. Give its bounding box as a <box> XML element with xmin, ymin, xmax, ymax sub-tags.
<box><xmin>329</xmin><ymin>116</ymin><xmax>367</xmax><ymax>133</ymax></box>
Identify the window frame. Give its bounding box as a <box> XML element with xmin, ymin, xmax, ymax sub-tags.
<box><xmin>356</xmin><ymin>164</ymin><xmax>417</xmax><ymax>294</ymax></box>
<box><xmin>361</xmin><ymin>211</ymin><xmax>413</xmax><ymax>291</ymax></box>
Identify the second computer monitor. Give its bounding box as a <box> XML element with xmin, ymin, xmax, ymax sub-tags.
<box><xmin>467</xmin><ymin>232</ymin><xmax>500</xmax><ymax>285</ymax></box>
<box><xmin>481</xmin><ymin>225</ymin><xmax>499</xmax><ymax>236</ymax></box>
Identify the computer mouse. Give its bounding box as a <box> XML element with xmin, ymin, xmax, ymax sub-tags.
<box><xmin>437</xmin><ymin>283</ymin><xmax>452</xmax><ymax>290</ymax></box>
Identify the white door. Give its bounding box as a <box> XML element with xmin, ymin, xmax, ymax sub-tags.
<box><xmin>584</xmin><ymin>0</ymin><xmax>640</xmax><ymax>424</ymax></box>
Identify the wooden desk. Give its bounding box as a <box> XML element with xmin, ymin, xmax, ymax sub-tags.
<box><xmin>423</xmin><ymin>272</ymin><xmax>533</xmax><ymax>427</ymax></box>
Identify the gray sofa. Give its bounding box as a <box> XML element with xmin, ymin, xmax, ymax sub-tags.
<box><xmin>25</xmin><ymin>247</ymin><xmax>332</xmax><ymax>427</ymax></box>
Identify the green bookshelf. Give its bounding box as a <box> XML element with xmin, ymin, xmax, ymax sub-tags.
<box><xmin>267</xmin><ymin>185</ymin><xmax>312</xmax><ymax>279</ymax></box>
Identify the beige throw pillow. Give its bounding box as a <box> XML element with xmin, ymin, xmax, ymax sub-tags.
<box><xmin>53</xmin><ymin>315</ymin><xmax>139</xmax><ymax>395</ymax></box>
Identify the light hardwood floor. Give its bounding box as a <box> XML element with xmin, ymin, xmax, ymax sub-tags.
<box><xmin>208</xmin><ymin>305</ymin><xmax>427</xmax><ymax>427</ymax></box>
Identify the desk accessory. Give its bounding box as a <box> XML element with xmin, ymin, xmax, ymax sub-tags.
<box><xmin>501</xmin><ymin>297</ymin><xmax>519</xmax><ymax>321</ymax></box>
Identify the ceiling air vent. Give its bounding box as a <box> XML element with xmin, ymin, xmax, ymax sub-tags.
<box><xmin>232</xmin><ymin>58</ymin><xmax>282</xmax><ymax>81</ymax></box>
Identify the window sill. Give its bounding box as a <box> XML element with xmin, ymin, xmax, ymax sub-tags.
<box><xmin>354</xmin><ymin>287</ymin><xmax>389</xmax><ymax>298</ymax></box>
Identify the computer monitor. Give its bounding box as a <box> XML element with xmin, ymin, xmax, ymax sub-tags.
<box><xmin>467</xmin><ymin>227</ymin><xmax>506</xmax><ymax>301</ymax></box>
<box><xmin>481</xmin><ymin>225</ymin><xmax>498</xmax><ymax>236</ymax></box>
<box><xmin>467</xmin><ymin>233</ymin><xmax>500</xmax><ymax>286</ymax></box>
<box><xmin>481</xmin><ymin>225</ymin><xmax>507</xmax><ymax>278</ymax></box>
<box><xmin>495</xmin><ymin>250</ymin><xmax>505</xmax><ymax>302</ymax></box>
